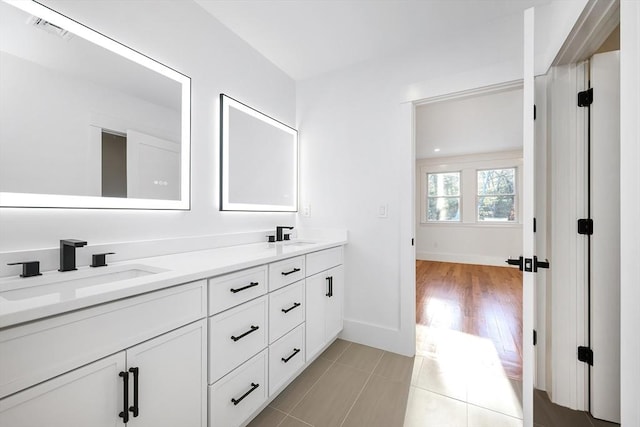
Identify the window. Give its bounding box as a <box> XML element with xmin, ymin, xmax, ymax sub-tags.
<box><xmin>477</xmin><ymin>168</ymin><xmax>516</xmax><ymax>222</ymax></box>
<box><xmin>427</xmin><ymin>172</ymin><xmax>460</xmax><ymax>221</ymax></box>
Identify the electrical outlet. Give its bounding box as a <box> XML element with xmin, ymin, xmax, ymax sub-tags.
<box><xmin>301</xmin><ymin>203</ymin><xmax>311</xmax><ymax>217</ymax></box>
<box><xmin>378</xmin><ymin>204</ymin><xmax>388</xmax><ymax>218</ymax></box>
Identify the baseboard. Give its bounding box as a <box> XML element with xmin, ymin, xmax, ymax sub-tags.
<box><xmin>416</xmin><ymin>251</ymin><xmax>508</xmax><ymax>267</ymax></box>
<box><xmin>340</xmin><ymin>319</ymin><xmax>414</xmax><ymax>357</ymax></box>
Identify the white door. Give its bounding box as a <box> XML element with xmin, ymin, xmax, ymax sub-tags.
<box><xmin>0</xmin><ymin>353</ymin><xmax>125</xmax><ymax>427</ymax></box>
<box><xmin>522</xmin><ymin>8</ymin><xmax>536</xmax><ymax>427</ymax></box>
<box><xmin>324</xmin><ymin>265</ymin><xmax>344</xmax><ymax>341</ymax></box>
<box><xmin>590</xmin><ymin>50</ymin><xmax>620</xmax><ymax>424</ymax></box>
<box><xmin>126</xmin><ymin>320</ymin><xmax>207</xmax><ymax>427</ymax></box>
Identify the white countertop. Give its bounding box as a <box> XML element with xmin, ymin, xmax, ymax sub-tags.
<box><xmin>0</xmin><ymin>238</ymin><xmax>346</xmax><ymax>328</ymax></box>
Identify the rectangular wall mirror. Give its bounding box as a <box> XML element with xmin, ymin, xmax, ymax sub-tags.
<box><xmin>220</xmin><ymin>94</ymin><xmax>298</xmax><ymax>212</ymax></box>
<box><xmin>0</xmin><ymin>0</ymin><xmax>191</xmax><ymax>209</ymax></box>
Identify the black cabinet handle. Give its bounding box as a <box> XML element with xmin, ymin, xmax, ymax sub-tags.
<box><xmin>281</xmin><ymin>302</ymin><xmax>301</xmax><ymax>313</ymax></box>
<box><xmin>325</xmin><ymin>276</ymin><xmax>333</xmax><ymax>297</ymax></box>
<box><xmin>281</xmin><ymin>348</ymin><xmax>301</xmax><ymax>363</ymax></box>
<box><xmin>231</xmin><ymin>325</ymin><xmax>259</xmax><ymax>342</ymax></box>
<box><xmin>230</xmin><ymin>282</ymin><xmax>259</xmax><ymax>293</ymax></box>
<box><xmin>118</xmin><ymin>371</ymin><xmax>129</xmax><ymax>424</ymax></box>
<box><xmin>231</xmin><ymin>382</ymin><xmax>260</xmax><ymax>406</ymax></box>
<box><xmin>128</xmin><ymin>367</ymin><xmax>139</xmax><ymax>418</ymax></box>
<box><xmin>281</xmin><ymin>268</ymin><xmax>301</xmax><ymax>276</ymax></box>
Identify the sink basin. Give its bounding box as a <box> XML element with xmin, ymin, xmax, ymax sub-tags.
<box><xmin>0</xmin><ymin>264</ymin><xmax>167</xmax><ymax>311</ymax></box>
<box><xmin>282</xmin><ymin>240</ymin><xmax>317</xmax><ymax>247</ymax></box>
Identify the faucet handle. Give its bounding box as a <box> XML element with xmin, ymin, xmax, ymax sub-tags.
<box><xmin>91</xmin><ymin>252</ymin><xmax>115</xmax><ymax>268</ymax></box>
<box><xmin>7</xmin><ymin>261</ymin><xmax>42</xmax><ymax>278</ymax></box>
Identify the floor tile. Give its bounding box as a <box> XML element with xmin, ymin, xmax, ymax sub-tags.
<box><xmin>270</xmin><ymin>356</ymin><xmax>333</xmax><ymax>413</ymax></box>
<box><xmin>290</xmin><ymin>362</ymin><xmax>369</xmax><ymax>426</ymax></box>
<box><xmin>403</xmin><ymin>386</ymin><xmax>467</xmax><ymax>427</ymax></box>
<box><xmin>467</xmin><ymin>373</ymin><xmax>522</xmax><ymax>419</ymax></box>
<box><xmin>411</xmin><ymin>356</ymin><xmax>423</xmax><ymax>385</ymax></box>
<box><xmin>335</xmin><ymin>342</ymin><xmax>384</xmax><ymax>373</ymax></box>
<box><xmin>468</xmin><ymin>404</ymin><xmax>523</xmax><ymax>427</ymax></box>
<box><xmin>278</xmin><ymin>416</ymin><xmax>312</xmax><ymax>427</ymax></box>
<box><xmin>413</xmin><ymin>354</ymin><xmax>467</xmax><ymax>401</ymax></box>
<box><xmin>533</xmin><ymin>389</ymin><xmax>593</xmax><ymax>427</ymax></box>
<box><xmin>341</xmin><ymin>374</ymin><xmax>412</xmax><ymax>427</ymax></box>
<box><xmin>247</xmin><ymin>406</ymin><xmax>287</xmax><ymax>427</ymax></box>
<box><xmin>319</xmin><ymin>338</ymin><xmax>351</xmax><ymax>361</ymax></box>
<box><xmin>373</xmin><ymin>352</ymin><xmax>415</xmax><ymax>383</ymax></box>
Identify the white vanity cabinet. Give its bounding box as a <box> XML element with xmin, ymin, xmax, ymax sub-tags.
<box><xmin>0</xmin><ymin>281</ymin><xmax>208</xmax><ymax>427</ymax></box>
<box><xmin>305</xmin><ymin>248</ymin><xmax>344</xmax><ymax>361</ymax></box>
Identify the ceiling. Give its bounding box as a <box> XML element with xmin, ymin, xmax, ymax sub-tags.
<box><xmin>195</xmin><ymin>0</ymin><xmax>553</xmax><ymax>81</ymax></box>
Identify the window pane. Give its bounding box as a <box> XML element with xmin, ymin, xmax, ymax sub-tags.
<box><xmin>428</xmin><ymin>172</ymin><xmax>460</xmax><ymax>197</ymax></box>
<box><xmin>478</xmin><ymin>195</ymin><xmax>516</xmax><ymax>221</ymax></box>
<box><xmin>427</xmin><ymin>197</ymin><xmax>460</xmax><ymax>221</ymax></box>
<box><xmin>477</xmin><ymin>168</ymin><xmax>515</xmax><ymax>195</ymax></box>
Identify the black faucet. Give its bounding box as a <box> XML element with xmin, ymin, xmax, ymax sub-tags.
<box><xmin>59</xmin><ymin>239</ymin><xmax>87</xmax><ymax>272</ymax></box>
<box><xmin>276</xmin><ymin>226</ymin><xmax>294</xmax><ymax>242</ymax></box>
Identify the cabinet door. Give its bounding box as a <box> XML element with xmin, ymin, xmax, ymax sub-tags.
<box><xmin>127</xmin><ymin>320</ymin><xmax>207</xmax><ymax>427</ymax></box>
<box><xmin>305</xmin><ymin>272</ymin><xmax>329</xmax><ymax>361</ymax></box>
<box><xmin>324</xmin><ymin>265</ymin><xmax>344</xmax><ymax>341</ymax></box>
<box><xmin>0</xmin><ymin>353</ymin><xmax>125</xmax><ymax>427</ymax></box>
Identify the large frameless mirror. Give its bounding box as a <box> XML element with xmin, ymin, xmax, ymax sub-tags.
<box><xmin>0</xmin><ymin>0</ymin><xmax>191</xmax><ymax>209</ymax></box>
<box><xmin>220</xmin><ymin>94</ymin><xmax>298</xmax><ymax>212</ymax></box>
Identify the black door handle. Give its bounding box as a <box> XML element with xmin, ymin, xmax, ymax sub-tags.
<box><xmin>281</xmin><ymin>302</ymin><xmax>301</xmax><ymax>313</ymax></box>
<box><xmin>231</xmin><ymin>383</ymin><xmax>260</xmax><ymax>406</ymax></box>
<box><xmin>325</xmin><ymin>276</ymin><xmax>333</xmax><ymax>297</ymax></box>
<box><xmin>118</xmin><ymin>371</ymin><xmax>129</xmax><ymax>423</ymax></box>
<box><xmin>230</xmin><ymin>282</ymin><xmax>259</xmax><ymax>293</ymax></box>
<box><xmin>505</xmin><ymin>256</ymin><xmax>524</xmax><ymax>271</ymax></box>
<box><xmin>281</xmin><ymin>268</ymin><xmax>301</xmax><ymax>276</ymax></box>
<box><xmin>129</xmin><ymin>367</ymin><xmax>139</xmax><ymax>417</ymax></box>
<box><xmin>281</xmin><ymin>348</ymin><xmax>301</xmax><ymax>363</ymax></box>
<box><xmin>231</xmin><ymin>325</ymin><xmax>259</xmax><ymax>342</ymax></box>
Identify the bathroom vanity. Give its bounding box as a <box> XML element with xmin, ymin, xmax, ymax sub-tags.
<box><xmin>0</xmin><ymin>239</ymin><xmax>346</xmax><ymax>427</ymax></box>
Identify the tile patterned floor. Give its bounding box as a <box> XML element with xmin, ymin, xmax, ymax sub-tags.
<box><xmin>249</xmin><ymin>338</ymin><xmax>523</xmax><ymax>427</ymax></box>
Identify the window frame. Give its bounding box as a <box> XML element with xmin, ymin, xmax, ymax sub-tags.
<box><xmin>424</xmin><ymin>170</ymin><xmax>462</xmax><ymax>223</ymax></box>
<box><xmin>475</xmin><ymin>167</ymin><xmax>518</xmax><ymax>223</ymax></box>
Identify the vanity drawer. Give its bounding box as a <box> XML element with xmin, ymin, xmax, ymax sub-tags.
<box><xmin>269</xmin><ymin>324</ymin><xmax>305</xmax><ymax>396</ymax></box>
<box><xmin>209</xmin><ymin>349</ymin><xmax>268</xmax><ymax>427</ymax></box>
<box><xmin>269</xmin><ymin>281</ymin><xmax>305</xmax><ymax>343</ymax></box>
<box><xmin>0</xmin><ymin>280</ymin><xmax>206</xmax><ymax>399</ymax></box>
<box><xmin>209</xmin><ymin>295</ymin><xmax>268</xmax><ymax>384</ymax></box>
<box><xmin>306</xmin><ymin>246</ymin><xmax>343</xmax><ymax>276</ymax></box>
<box><xmin>268</xmin><ymin>256</ymin><xmax>305</xmax><ymax>291</ymax></box>
<box><xmin>208</xmin><ymin>265</ymin><xmax>267</xmax><ymax>315</ymax></box>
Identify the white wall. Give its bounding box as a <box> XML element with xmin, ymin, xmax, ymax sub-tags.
<box><xmin>415</xmin><ymin>151</ymin><xmax>523</xmax><ymax>267</ymax></box>
<box><xmin>297</xmin><ymin>3</ymin><xmax>588</xmax><ymax>356</ymax></box>
<box><xmin>0</xmin><ymin>0</ymin><xmax>296</xmax><ymax>257</ymax></box>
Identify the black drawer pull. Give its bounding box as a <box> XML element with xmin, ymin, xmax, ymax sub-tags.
<box><xmin>231</xmin><ymin>382</ymin><xmax>260</xmax><ymax>406</ymax></box>
<box><xmin>325</xmin><ymin>276</ymin><xmax>333</xmax><ymax>297</ymax></box>
<box><xmin>281</xmin><ymin>267</ymin><xmax>301</xmax><ymax>276</ymax></box>
<box><xmin>231</xmin><ymin>325</ymin><xmax>259</xmax><ymax>342</ymax></box>
<box><xmin>128</xmin><ymin>367</ymin><xmax>139</xmax><ymax>417</ymax></box>
<box><xmin>281</xmin><ymin>348</ymin><xmax>301</xmax><ymax>363</ymax></box>
<box><xmin>230</xmin><ymin>282</ymin><xmax>259</xmax><ymax>293</ymax></box>
<box><xmin>118</xmin><ymin>371</ymin><xmax>129</xmax><ymax>423</ymax></box>
<box><xmin>281</xmin><ymin>302</ymin><xmax>301</xmax><ymax>313</ymax></box>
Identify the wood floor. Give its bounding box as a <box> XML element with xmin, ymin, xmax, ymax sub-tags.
<box><xmin>416</xmin><ymin>260</ymin><xmax>523</xmax><ymax>380</ymax></box>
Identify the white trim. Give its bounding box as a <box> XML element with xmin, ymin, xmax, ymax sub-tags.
<box><xmin>620</xmin><ymin>2</ymin><xmax>640</xmax><ymax>425</ymax></box>
<box><xmin>416</xmin><ymin>252</ymin><xmax>509</xmax><ymax>267</ymax></box>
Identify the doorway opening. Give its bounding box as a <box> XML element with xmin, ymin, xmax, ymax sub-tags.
<box><xmin>412</xmin><ymin>84</ymin><xmax>525</xmax><ymax>423</ymax></box>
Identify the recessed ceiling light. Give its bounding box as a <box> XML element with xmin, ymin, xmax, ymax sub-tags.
<box><xmin>434</xmin><ymin>148</ymin><xmax>441</xmax><ymax>152</ymax></box>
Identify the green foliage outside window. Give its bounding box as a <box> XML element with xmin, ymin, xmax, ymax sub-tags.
<box><xmin>477</xmin><ymin>168</ymin><xmax>516</xmax><ymax>221</ymax></box>
<box><xmin>427</xmin><ymin>172</ymin><xmax>460</xmax><ymax>221</ymax></box>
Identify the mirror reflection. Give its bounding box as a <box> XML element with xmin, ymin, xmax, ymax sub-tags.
<box><xmin>220</xmin><ymin>94</ymin><xmax>298</xmax><ymax>212</ymax></box>
<box><xmin>0</xmin><ymin>0</ymin><xmax>190</xmax><ymax>209</ymax></box>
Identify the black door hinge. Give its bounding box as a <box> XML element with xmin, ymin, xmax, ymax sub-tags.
<box><xmin>533</xmin><ymin>217</ymin><xmax>537</xmax><ymax>233</ymax></box>
<box><xmin>578</xmin><ymin>88</ymin><xmax>593</xmax><ymax>107</ymax></box>
<box><xmin>411</xmin><ymin>238</ymin><xmax>414</xmax><ymax>246</ymax></box>
<box><xmin>533</xmin><ymin>104</ymin><xmax>537</xmax><ymax>120</ymax></box>
<box><xmin>578</xmin><ymin>218</ymin><xmax>593</xmax><ymax>235</ymax></box>
<box><xmin>533</xmin><ymin>330</ymin><xmax>537</xmax><ymax>346</ymax></box>
<box><xmin>578</xmin><ymin>346</ymin><xmax>593</xmax><ymax>365</ymax></box>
